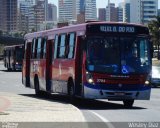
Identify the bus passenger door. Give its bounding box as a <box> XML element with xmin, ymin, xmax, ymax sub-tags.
<box><xmin>75</xmin><ymin>36</ymin><xmax>84</xmax><ymax>96</ymax></box>
<box><xmin>45</xmin><ymin>40</ymin><xmax>53</xmax><ymax>92</ymax></box>
<box><xmin>23</xmin><ymin>42</ymin><xmax>31</xmax><ymax>87</ymax></box>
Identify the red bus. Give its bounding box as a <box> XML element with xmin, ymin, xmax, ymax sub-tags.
<box><xmin>4</xmin><ymin>44</ymin><xmax>24</xmax><ymax>70</ymax></box>
<box><xmin>22</xmin><ymin>22</ymin><xmax>152</xmax><ymax>107</ymax></box>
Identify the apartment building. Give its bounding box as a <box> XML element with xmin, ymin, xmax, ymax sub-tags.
<box><xmin>130</xmin><ymin>0</ymin><xmax>158</xmax><ymax>24</ymax></box>
<box><xmin>0</xmin><ymin>0</ymin><xmax>17</xmax><ymax>32</ymax></box>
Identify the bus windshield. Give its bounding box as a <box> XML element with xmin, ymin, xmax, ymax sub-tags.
<box><xmin>16</xmin><ymin>48</ymin><xmax>23</xmax><ymax>62</ymax></box>
<box><xmin>86</xmin><ymin>36</ymin><xmax>151</xmax><ymax>74</ymax></box>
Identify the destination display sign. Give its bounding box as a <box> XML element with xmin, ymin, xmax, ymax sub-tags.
<box><xmin>100</xmin><ymin>26</ymin><xmax>135</xmax><ymax>33</ymax></box>
<box><xmin>86</xmin><ymin>24</ymin><xmax>149</xmax><ymax>35</ymax></box>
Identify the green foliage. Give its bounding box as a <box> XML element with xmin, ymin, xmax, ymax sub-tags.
<box><xmin>31</xmin><ymin>28</ymin><xmax>36</xmax><ymax>32</ymax></box>
<box><xmin>148</xmin><ymin>16</ymin><xmax>160</xmax><ymax>46</ymax></box>
<box><xmin>148</xmin><ymin>16</ymin><xmax>160</xmax><ymax>59</ymax></box>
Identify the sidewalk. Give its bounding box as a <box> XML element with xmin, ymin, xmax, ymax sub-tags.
<box><xmin>0</xmin><ymin>92</ymin><xmax>85</xmax><ymax>122</ymax></box>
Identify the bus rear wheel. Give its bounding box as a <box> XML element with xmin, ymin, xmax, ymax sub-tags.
<box><xmin>68</xmin><ymin>80</ymin><xmax>75</xmax><ymax>103</ymax></box>
<box><xmin>123</xmin><ymin>100</ymin><xmax>134</xmax><ymax>108</ymax></box>
<box><xmin>34</xmin><ymin>77</ymin><xmax>43</xmax><ymax>97</ymax></box>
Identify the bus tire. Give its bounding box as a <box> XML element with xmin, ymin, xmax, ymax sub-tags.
<box><xmin>34</xmin><ymin>77</ymin><xmax>43</xmax><ymax>97</ymax></box>
<box><xmin>7</xmin><ymin>64</ymin><xmax>10</xmax><ymax>71</ymax></box>
<box><xmin>13</xmin><ymin>65</ymin><xmax>16</xmax><ymax>71</ymax></box>
<box><xmin>68</xmin><ymin>79</ymin><xmax>76</xmax><ymax>103</ymax></box>
<box><xmin>123</xmin><ymin>100</ymin><xmax>134</xmax><ymax>108</ymax></box>
<box><xmin>7</xmin><ymin>67</ymin><xmax>11</xmax><ymax>71</ymax></box>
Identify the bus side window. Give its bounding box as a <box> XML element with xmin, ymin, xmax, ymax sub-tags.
<box><xmin>65</xmin><ymin>35</ymin><xmax>69</xmax><ymax>58</ymax></box>
<box><xmin>31</xmin><ymin>38</ymin><xmax>36</xmax><ymax>59</ymax></box>
<box><xmin>34</xmin><ymin>39</ymin><xmax>38</xmax><ymax>59</ymax></box>
<box><xmin>42</xmin><ymin>38</ymin><xmax>47</xmax><ymax>59</ymax></box>
<box><xmin>37</xmin><ymin>38</ymin><xmax>42</xmax><ymax>59</ymax></box>
<box><xmin>24</xmin><ymin>40</ymin><xmax>28</xmax><ymax>59</ymax></box>
<box><xmin>68</xmin><ymin>33</ymin><xmax>76</xmax><ymax>59</ymax></box>
<box><xmin>57</xmin><ymin>34</ymin><xmax>67</xmax><ymax>58</ymax></box>
<box><xmin>54</xmin><ymin>35</ymin><xmax>58</xmax><ymax>59</ymax></box>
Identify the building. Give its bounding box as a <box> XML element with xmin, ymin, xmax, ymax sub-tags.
<box><xmin>58</xmin><ymin>0</ymin><xmax>97</xmax><ymax>23</ymax></box>
<box><xmin>37</xmin><ymin>21</ymin><xmax>57</xmax><ymax>31</ymax></box>
<box><xmin>77</xmin><ymin>13</ymin><xmax>85</xmax><ymax>24</ymax></box>
<box><xmin>98</xmin><ymin>8</ymin><xmax>106</xmax><ymax>21</ymax></box>
<box><xmin>18</xmin><ymin>0</ymin><xmax>35</xmax><ymax>32</ymax></box>
<box><xmin>84</xmin><ymin>0</ymin><xmax>97</xmax><ymax>21</ymax></box>
<box><xmin>58</xmin><ymin>0</ymin><xmax>76</xmax><ymax>22</ymax></box>
<box><xmin>48</xmin><ymin>4</ymin><xmax>57</xmax><ymax>21</ymax></box>
<box><xmin>118</xmin><ymin>7</ymin><xmax>123</xmax><ymax>22</ymax></box>
<box><xmin>76</xmin><ymin>0</ymin><xmax>97</xmax><ymax>22</ymax></box>
<box><xmin>123</xmin><ymin>2</ymin><xmax>130</xmax><ymax>22</ymax></box>
<box><xmin>130</xmin><ymin>0</ymin><xmax>158</xmax><ymax>25</ymax></box>
<box><xmin>28</xmin><ymin>6</ymin><xmax>36</xmax><ymax>31</ymax></box>
<box><xmin>35</xmin><ymin>0</ymin><xmax>48</xmax><ymax>22</ymax></box>
<box><xmin>76</xmin><ymin>0</ymin><xmax>97</xmax><ymax>21</ymax></box>
<box><xmin>18</xmin><ymin>13</ymin><xmax>29</xmax><ymax>32</ymax></box>
<box><xmin>18</xmin><ymin>0</ymin><xmax>35</xmax><ymax>8</ymax></box>
<box><xmin>28</xmin><ymin>0</ymin><xmax>46</xmax><ymax>32</ymax></box>
<box><xmin>0</xmin><ymin>0</ymin><xmax>18</xmax><ymax>33</ymax></box>
<box><xmin>106</xmin><ymin>3</ymin><xmax>118</xmax><ymax>22</ymax></box>
<box><xmin>78</xmin><ymin>0</ymin><xmax>85</xmax><ymax>13</ymax></box>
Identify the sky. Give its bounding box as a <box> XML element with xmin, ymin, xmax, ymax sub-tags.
<box><xmin>49</xmin><ymin>0</ymin><xmax>160</xmax><ymax>9</ymax></box>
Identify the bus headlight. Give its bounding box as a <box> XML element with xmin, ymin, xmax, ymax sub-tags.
<box><xmin>86</xmin><ymin>71</ymin><xmax>94</xmax><ymax>84</ymax></box>
<box><xmin>144</xmin><ymin>75</ymin><xmax>151</xmax><ymax>86</ymax></box>
<box><xmin>145</xmin><ymin>80</ymin><xmax>150</xmax><ymax>85</ymax></box>
<box><xmin>88</xmin><ymin>78</ymin><xmax>94</xmax><ymax>83</ymax></box>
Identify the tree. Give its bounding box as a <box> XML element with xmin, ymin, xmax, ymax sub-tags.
<box><xmin>148</xmin><ymin>16</ymin><xmax>160</xmax><ymax>59</ymax></box>
<box><xmin>14</xmin><ymin>32</ymin><xmax>20</xmax><ymax>38</ymax></box>
<box><xmin>31</xmin><ymin>28</ymin><xmax>36</xmax><ymax>32</ymax></box>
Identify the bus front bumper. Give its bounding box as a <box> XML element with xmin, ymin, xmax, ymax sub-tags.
<box><xmin>83</xmin><ymin>84</ymin><xmax>151</xmax><ymax>100</ymax></box>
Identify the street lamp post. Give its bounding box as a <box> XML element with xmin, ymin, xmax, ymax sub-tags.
<box><xmin>158</xmin><ymin>28</ymin><xmax>160</xmax><ymax>60</ymax></box>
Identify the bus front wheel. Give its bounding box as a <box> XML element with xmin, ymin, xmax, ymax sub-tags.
<box><xmin>123</xmin><ymin>100</ymin><xmax>134</xmax><ymax>108</ymax></box>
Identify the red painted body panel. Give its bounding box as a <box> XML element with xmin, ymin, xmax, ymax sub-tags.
<box><xmin>91</xmin><ymin>73</ymin><xmax>147</xmax><ymax>85</ymax></box>
<box><xmin>52</xmin><ymin>59</ymin><xmax>75</xmax><ymax>81</ymax></box>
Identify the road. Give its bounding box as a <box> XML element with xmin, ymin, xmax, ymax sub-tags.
<box><xmin>0</xmin><ymin>62</ymin><xmax>85</xmax><ymax>127</ymax></box>
<box><xmin>0</xmin><ymin>62</ymin><xmax>160</xmax><ymax>128</ymax></box>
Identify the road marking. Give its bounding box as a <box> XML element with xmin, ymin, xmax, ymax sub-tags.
<box><xmin>89</xmin><ymin>110</ymin><xmax>109</xmax><ymax>122</ymax></box>
<box><xmin>89</xmin><ymin>110</ymin><xmax>115</xmax><ymax>128</ymax></box>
